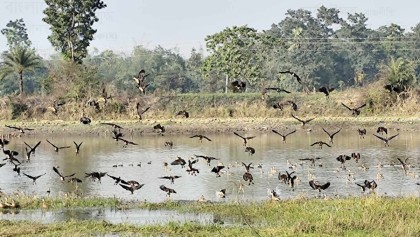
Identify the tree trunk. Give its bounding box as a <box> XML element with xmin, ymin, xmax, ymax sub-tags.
<box><xmin>225</xmin><ymin>74</ymin><xmax>228</xmax><ymax>94</ymax></box>
<box><xmin>19</xmin><ymin>71</ymin><xmax>24</xmax><ymax>97</ymax></box>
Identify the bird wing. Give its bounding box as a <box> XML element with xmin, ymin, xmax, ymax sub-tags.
<box><xmin>285</xmin><ymin>129</ymin><xmax>296</xmax><ymax>137</ymax></box>
<box><xmin>323</xmin><ymin>142</ymin><xmax>332</xmax><ymax>147</ymax></box>
<box><xmin>373</xmin><ymin>134</ymin><xmax>387</xmax><ymax>142</ymax></box>
<box><xmin>388</xmin><ymin>134</ymin><xmax>399</xmax><ymax>141</ymax></box>
<box><xmin>46</xmin><ymin>139</ymin><xmax>58</xmax><ymax>149</ymax></box>
<box><xmin>292</xmin><ymin>73</ymin><xmax>302</xmax><ymax>83</ymax></box>
<box><xmin>22</xmin><ymin>173</ymin><xmax>34</xmax><ymax>179</ymax></box>
<box><xmin>5</xmin><ymin>125</ymin><xmax>20</xmax><ymax>130</ymax></box>
<box><xmin>321</xmin><ymin>182</ymin><xmax>331</xmax><ymax>190</ymax></box>
<box><xmin>331</xmin><ymin>128</ymin><xmax>342</xmax><ymax>137</ymax></box>
<box><xmin>310</xmin><ymin>142</ymin><xmax>319</xmax><ymax>146</ymax></box>
<box><xmin>119</xmin><ymin>184</ymin><xmax>133</xmax><ymax>193</ymax></box>
<box><xmin>309</xmin><ymin>180</ymin><xmax>317</xmax><ymax>190</ymax></box>
<box><xmin>272</xmin><ymin>129</ymin><xmax>284</xmax><ymax>137</ymax></box>
<box><xmin>356</xmin><ymin>103</ymin><xmax>367</xmax><ymax>110</ymax></box>
<box><xmin>33</xmin><ymin>141</ymin><xmax>42</xmax><ymax>150</ymax></box>
<box><xmin>140</xmin><ymin>106</ymin><xmax>150</xmax><ymax>115</ymax></box>
<box><xmin>107</xmin><ymin>174</ymin><xmax>120</xmax><ymax>181</ymax></box>
<box><xmin>189</xmin><ymin>135</ymin><xmax>199</xmax><ymax>138</ymax></box>
<box><xmin>203</xmin><ymin>136</ymin><xmax>212</xmax><ymax>141</ymax></box>
<box><xmin>341</xmin><ymin>103</ymin><xmax>352</xmax><ymax>111</ymax></box>
<box><xmin>304</xmin><ymin>118</ymin><xmax>316</xmax><ymax>123</ymax></box>
<box><xmin>322</xmin><ymin>128</ymin><xmax>331</xmax><ymax>137</ymax></box>
<box><xmin>233</xmin><ymin>132</ymin><xmax>245</xmax><ymax>140</ymax></box>
<box><xmin>53</xmin><ymin>167</ymin><xmax>62</xmax><ymax>177</ymax></box>
<box><xmin>58</xmin><ymin>146</ymin><xmax>71</xmax><ymax>149</ymax></box>
<box><xmin>291</xmin><ymin>114</ymin><xmax>304</xmax><ymax>123</ymax></box>
<box><xmin>64</xmin><ymin>173</ymin><xmax>76</xmax><ymax>178</ymax></box>
<box><xmin>245</xmin><ymin>136</ymin><xmax>256</xmax><ymax>140</ymax></box>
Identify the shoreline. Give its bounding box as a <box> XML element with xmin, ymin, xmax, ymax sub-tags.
<box><xmin>1</xmin><ymin>116</ymin><xmax>420</xmax><ymax>136</ymax></box>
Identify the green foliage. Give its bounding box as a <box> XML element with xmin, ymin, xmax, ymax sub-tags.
<box><xmin>382</xmin><ymin>57</ymin><xmax>417</xmax><ymax>89</ymax></box>
<box><xmin>10</xmin><ymin>101</ymin><xmax>28</xmax><ymax>119</ymax></box>
<box><xmin>202</xmin><ymin>25</ymin><xmax>277</xmax><ymax>91</ymax></box>
<box><xmin>0</xmin><ymin>47</ymin><xmax>42</xmax><ymax>96</ymax></box>
<box><xmin>0</xmin><ymin>18</ymin><xmax>32</xmax><ymax>49</ymax></box>
<box><xmin>43</xmin><ymin>0</ymin><xmax>107</xmax><ymax>63</ymax></box>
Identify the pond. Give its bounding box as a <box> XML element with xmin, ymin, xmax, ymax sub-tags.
<box><xmin>1</xmin><ymin>126</ymin><xmax>419</xmax><ymax>203</ymax></box>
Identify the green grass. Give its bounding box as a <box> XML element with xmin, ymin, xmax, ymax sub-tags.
<box><xmin>1</xmin><ymin>196</ymin><xmax>419</xmax><ymax>236</ymax></box>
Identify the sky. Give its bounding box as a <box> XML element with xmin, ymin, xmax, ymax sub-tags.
<box><xmin>0</xmin><ymin>0</ymin><xmax>418</xmax><ymax>59</ymax></box>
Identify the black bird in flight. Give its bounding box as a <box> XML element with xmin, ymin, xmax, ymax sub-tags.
<box><xmin>358</xmin><ymin>128</ymin><xmax>366</xmax><ymax>139</ymax></box>
<box><xmin>80</xmin><ymin>117</ymin><xmax>92</xmax><ymax>125</ymax></box>
<box><xmin>309</xmin><ymin>180</ymin><xmax>331</xmax><ymax>192</ymax></box>
<box><xmin>85</xmin><ymin>172</ymin><xmax>107</xmax><ymax>183</ymax></box>
<box><xmin>318</xmin><ymin>87</ymin><xmax>334</xmax><ymax>97</ymax></box>
<box><xmin>186</xmin><ymin>159</ymin><xmax>200</xmax><ymax>175</ymax></box>
<box><xmin>159</xmin><ymin>175</ymin><xmax>182</xmax><ymax>184</ymax></box>
<box><xmin>272</xmin><ymin>129</ymin><xmax>296</xmax><ymax>143</ymax></box>
<box><xmin>279</xmin><ymin>70</ymin><xmax>301</xmax><ymax>84</ymax></box>
<box><xmin>0</xmin><ymin>137</ymin><xmax>9</xmax><ymax>148</ymax></box>
<box><xmin>119</xmin><ymin>180</ymin><xmax>145</xmax><ymax>194</ymax></box>
<box><xmin>3</xmin><ymin>149</ymin><xmax>20</xmax><ymax>164</ymax></box>
<box><xmin>153</xmin><ymin>124</ymin><xmax>165</xmax><ymax>134</ymax></box>
<box><xmin>46</xmin><ymin>140</ymin><xmax>70</xmax><ymax>152</ymax></box>
<box><xmin>372</xmin><ymin>133</ymin><xmax>399</xmax><ymax>147</ymax></box>
<box><xmin>242</xmin><ymin>162</ymin><xmax>253</xmax><ymax>172</ymax></box>
<box><xmin>52</xmin><ymin>166</ymin><xmax>75</xmax><ymax>181</ymax></box>
<box><xmin>23</xmin><ymin>172</ymin><xmax>46</xmax><ymax>185</ymax></box>
<box><xmin>233</xmin><ymin>132</ymin><xmax>256</xmax><ymax>146</ymax></box>
<box><xmin>245</xmin><ymin>146</ymin><xmax>255</xmax><ymax>155</ymax></box>
<box><xmin>194</xmin><ymin>155</ymin><xmax>219</xmax><ymax>166</ymax></box>
<box><xmin>107</xmin><ymin>174</ymin><xmax>123</xmax><ymax>185</ymax></box>
<box><xmin>73</xmin><ymin>141</ymin><xmax>83</xmax><ymax>154</ymax></box>
<box><xmin>291</xmin><ymin>114</ymin><xmax>315</xmax><ymax>128</ymax></box>
<box><xmin>299</xmin><ymin>157</ymin><xmax>322</xmax><ymax>167</ymax></box>
<box><xmin>356</xmin><ymin>180</ymin><xmax>377</xmax><ymax>192</ymax></box>
<box><xmin>322</xmin><ymin>128</ymin><xmax>342</xmax><ymax>144</ymax></box>
<box><xmin>190</xmin><ymin>134</ymin><xmax>212</xmax><ymax>142</ymax></box>
<box><xmin>396</xmin><ymin>157</ymin><xmax>409</xmax><ymax>175</ymax></box>
<box><xmin>5</xmin><ymin>125</ymin><xmax>34</xmax><ymax>134</ymax></box>
<box><xmin>310</xmin><ymin>141</ymin><xmax>331</xmax><ymax>149</ymax></box>
<box><xmin>341</xmin><ymin>103</ymin><xmax>366</xmax><ymax>116</ymax></box>
<box><xmin>101</xmin><ymin>122</ymin><xmax>123</xmax><ymax>130</ymax></box>
<box><xmin>211</xmin><ymin>165</ymin><xmax>225</xmax><ymax>177</ymax></box>
<box><xmin>170</xmin><ymin>157</ymin><xmax>186</xmax><ymax>168</ymax></box>
<box><xmin>24</xmin><ymin>141</ymin><xmax>41</xmax><ymax>156</ymax></box>
<box><xmin>160</xmin><ymin>185</ymin><xmax>177</xmax><ymax>197</ymax></box>
<box><xmin>136</xmin><ymin>103</ymin><xmax>150</xmax><ymax>120</ymax></box>
<box><xmin>376</xmin><ymin>126</ymin><xmax>388</xmax><ymax>135</ymax></box>
<box><xmin>119</xmin><ymin>138</ymin><xmax>138</xmax><ymax>146</ymax></box>
<box><xmin>176</xmin><ymin>110</ymin><xmax>189</xmax><ymax>118</ymax></box>
<box><xmin>336</xmin><ymin>155</ymin><xmax>352</xmax><ymax>168</ymax></box>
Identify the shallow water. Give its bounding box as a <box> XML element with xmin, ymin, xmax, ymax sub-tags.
<box><xmin>0</xmin><ymin>208</ymin><xmax>218</xmax><ymax>225</ymax></box>
<box><xmin>1</xmin><ymin>127</ymin><xmax>420</xmax><ymax>203</ymax></box>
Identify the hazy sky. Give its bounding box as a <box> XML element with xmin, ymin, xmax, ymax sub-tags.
<box><xmin>0</xmin><ymin>0</ymin><xmax>418</xmax><ymax>58</ymax></box>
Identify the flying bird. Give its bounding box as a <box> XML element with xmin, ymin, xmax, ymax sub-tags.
<box><xmin>189</xmin><ymin>134</ymin><xmax>212</xmax><ymax>142</ymax></box>
<box><xmin>194</xmin><ymin>155</ymin><xmax>219</xmax><ymax>166</ymax></box>
<box><xmin>309</xmin><ymin>180</ymin><xmax>331</xmax><ymax>192</ymax></box>
<box><xmin>291</xmin><ymin>114</ymin><xmax>315</xmax><ymax>127</ymax></box>
<box><xmin>5</xmin><ymin>125</ymin><xmax>34</xmax><ymax>134</ymax></box>
<box><xmin>52</xmin><ymin>166</ymin><xmax>75</xmax><ymax>181</ymax></box>
<box><xmin>136</xmin><ymin>103</ymin><xmax>150</xmax><ymax>120</ymax></box>
<box><xmin>376</xmin><ymin>126</ymin><xmax>388</xmax><ymax>135</ymax></box>
<box><xmin>322</xmin><ymin>128</ymin><xmax>342</xmax><ymax>144</ymax></box>
<box><xmin>372</xmin><ymin>134</ymin><xmax>399</xmax><ymax>147</ymax></box>
<box><xmin>160</xmin><ymin>185</ymin><xmax>177</xmax><ymax>197</ymax></box>
<box><xmin>341</xmin><ymin>103</ymin><xmax>366</xmax><ymax>116</ymax></box>
<box><xmin>279</xmin><ymin>70</ymin><xmax>301</xmax><ymax>84</ymax></box>
<box><xmin>318</xmin><ymin>87</ymin><xmax>335</xmax><ymax>97</ymax></box>
<box><xmin>46</xmin><ymin>139</ymin><xmax>70</xmax><ymax>152</ymax></box>
<box><xmin>73</xmin><ymin>141</ymin><xmax>83</xmax><ymax>154</ymax></box>
<box><xmin>272</xmin><ymin>129</ymin><xmax>296</xmax><ymax>143</ymax></box>
<box><xmin>159</xmin><ymin>175</ymin><xmax>182</xmax><ymax>184</ymax></box>
<box><xmin>233</xmin><ymin>132</ymin><xmax>256</xmax><ymax>146</ymax></box>
<box><xmin>22</xmin><ymin>172</ymin><xmax>46</xmax><ymax>185</ymax></box>
<box><xmin>211</xmin><ymin>165</ymin><xmax>225</xmax><ymax>177</ymax></box>
<box><xmin>310</xmin><ymin>141</ymin><xmax>331</xmax><ymax>149</ymax></box>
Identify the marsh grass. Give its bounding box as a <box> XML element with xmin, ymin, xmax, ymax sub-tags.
<box><xmin>0</xmin><ymin>196</ymin><xmax>419</xmax><ymax>236</ymax></box>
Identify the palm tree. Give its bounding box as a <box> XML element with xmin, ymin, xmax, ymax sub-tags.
<box><xmin>0</xmin><ymin>46</ymin><xmax>41</xmax><ymax>96</ymax></box>
<box><xmin>383</xmin><ymin>57</ymin><xmax>416</xmax><ymax>90</ymax></box>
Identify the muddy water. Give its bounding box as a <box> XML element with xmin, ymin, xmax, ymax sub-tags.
<box><xmin>1</xmin><ymin>128</ymin><xmax>420</xmax><ymax>203</ymax></box>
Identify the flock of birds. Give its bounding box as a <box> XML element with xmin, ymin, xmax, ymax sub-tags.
<box><xmin>0</xmin><ymin>69</ymin><xmax>419</xmax><ymax>207</ymax></box>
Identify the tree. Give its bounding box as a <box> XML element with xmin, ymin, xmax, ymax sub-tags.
<box><xmin>43</xmin><ymin>0</ymin><xmax>107</xmax><ymax>63</ymax></box>
<box><xmin>0</xmin><ymin>47</ymin><xmax>41</xmax><ymax>96</ymax></box>
<box><xmin>382</xmin><ymin>57</ymin><xmax>417</xmax><ymax>91</ymax></box>
<box><xmin>202</xmin><ymin>25</ymin><xmax>276</xmax><ymax>92</ymax></box>
<box><xmin>1</xmin><ymin>18</ymin><xmax>32</xmax><ymax>49</ymax></box>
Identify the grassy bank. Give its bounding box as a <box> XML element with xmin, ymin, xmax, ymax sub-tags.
<box><xmin>1</xmin><ymin>196</ymin><xmax>419</xmax><ymax>236</ymax></box>
<box><xmin>2</xmin><ymin>81</ymin><xmax>420</xmax><ymax>122</ymax></box>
